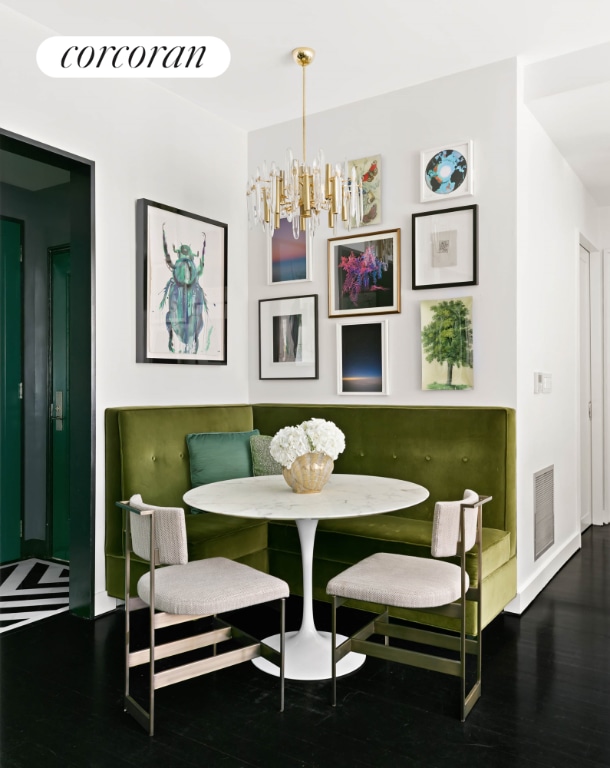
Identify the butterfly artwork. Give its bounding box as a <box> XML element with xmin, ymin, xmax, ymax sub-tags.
<box><xmin>347</xmin><ymin>154</ymin><xmax>381</xmax><ymax>227</ymax></box>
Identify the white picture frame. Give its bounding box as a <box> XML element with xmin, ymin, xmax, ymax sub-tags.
<box><xmin>420</xmin><ymin>140</ymin><xmax>474</xmax><ymax>203</ymax></box>
<box><xmin>336</xmin><ymin>318</ymin><xmax>389</xmax><ymax>395</ymax></box>
<box><xmin>259</xmin><ymin>294</ymin><xmax>318</xmax><ymax>379</ymax></box>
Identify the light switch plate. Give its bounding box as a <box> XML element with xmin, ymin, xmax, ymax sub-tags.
<box><xmin>534</xmin><ymin>372</ymin><xmax>552</xmax><ymax>394</ymax></box>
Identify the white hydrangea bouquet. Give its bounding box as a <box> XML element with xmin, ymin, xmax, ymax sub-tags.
<box><xmin>270</xmin><ymin>418</ymin><xmax>345</xmax><ymax>468</ymax></box>
<box><xmin>270</xmin><ymin>418</ymin><xmax>345</xmax><ymax>493</ymax></box>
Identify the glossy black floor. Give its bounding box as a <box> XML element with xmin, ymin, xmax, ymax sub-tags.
<box><xmin>2</xmin><ymin>525</ymin><xmax>610</xmax><ymax>768</ymax></box>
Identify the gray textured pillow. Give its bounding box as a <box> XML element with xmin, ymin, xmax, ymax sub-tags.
<box><xmin>250</xmin><ymin>435</ymin><xmax>283</xmax><ymax>476</ymax></box>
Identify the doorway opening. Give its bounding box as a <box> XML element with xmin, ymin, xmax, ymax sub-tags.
<box><xmin>0</xmin><ymin>128</ymin><xmax>95</xmax><ymax>618</ymax></box>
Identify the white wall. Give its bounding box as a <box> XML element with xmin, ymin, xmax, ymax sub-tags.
<box><xmin>512</xmin><ymin>90</ymin><xmax>600</xmax><ymax>612</ymax></box>
<box><xmin>0</xmin><ymin>5</ymin><xmax>249</xmax><ymax>611</ymax></box>
<box><xmin>248</xmin><ymin>60</ymin><xmax>519</xmax><ymax>406</ymax></box>
<box><xmin>599</xmin><ymin>207</ymin><xmax>610</xmax><ymax>247</ymax></box>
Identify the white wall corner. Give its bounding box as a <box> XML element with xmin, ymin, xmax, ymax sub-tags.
<box><xmin>504</xmin><ymin>531</ymin><xmax>581</xmax><ymax>614</ymax></box>
<box><xmin>94</xmin><ymin>590</ymin><xmax>120</xmax><ymax>616</ymax></box>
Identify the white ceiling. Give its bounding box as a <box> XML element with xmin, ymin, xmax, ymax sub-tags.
<box><xmin>4</xmin><ymin>0</ymin><xmax>610</xmax><ymax>203</ymax></box>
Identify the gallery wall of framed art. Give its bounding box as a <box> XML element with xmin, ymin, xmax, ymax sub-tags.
<box><xmin>245</xmin><ymin>65</ymin><xmax>516</xmax><ymax>406</ymax></box>
<box><xmin>249</xmin><ymin>130</ymin><xmax>482</xmax><ymax>401</ymax></box>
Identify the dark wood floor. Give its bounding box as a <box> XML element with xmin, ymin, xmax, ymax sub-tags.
<box><xmin>2</xmin><ymin>526</ymin><xmax>610</xmax><ymax>768</ymax></box>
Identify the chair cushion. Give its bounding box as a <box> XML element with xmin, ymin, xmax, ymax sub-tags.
<box><xmin>186</xmin><ymin>430</ymin><xmax>260</xmax><ymax>488</ymax></box>
<box><xmin>326</xmin><ymin>552</ymin><xmax>467</xmax><ymax>609</ymax></box>
<box><xmin>250</xmin><ymin>434</ymin><xmax>283</xmax><ymax>476</ymax></box>
<box><xmin>137</xmin><ymin>556</ymin><xmax>289</xmax><ymax>615</ymax></box>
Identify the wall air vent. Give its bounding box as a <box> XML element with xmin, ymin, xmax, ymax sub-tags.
<box><xmin>534</xmin><ymin>465</ymin><xmax>554</xmax><ymax>560</ymax></box>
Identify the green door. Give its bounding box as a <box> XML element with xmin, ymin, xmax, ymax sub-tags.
<box><xmin>0</xmin><ymin>217</ymin><xmax>23</xmax><ymax>563</ymax></box>
<box><xmin>50</xmin><ymin>246</ymin><xmax>70</xmax><ymax>561</ymax></box>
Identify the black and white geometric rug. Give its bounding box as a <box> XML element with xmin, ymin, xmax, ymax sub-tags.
<box><xmin>0</xmin><ymin>558</ymin><xmax>69</xmax><ymax>634</ymax></box>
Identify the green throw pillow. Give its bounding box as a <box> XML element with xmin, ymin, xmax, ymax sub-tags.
<box><xmin>186</xmin><ymin>430</ymin><xmax>260</xmax><ymax>489</ymax></box>
<box><xmin>250</xmin><ymin>435</ymin><xmax>283</xmax><ymax>476</ymax></box>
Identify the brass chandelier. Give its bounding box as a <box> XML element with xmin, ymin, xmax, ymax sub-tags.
<box><xmin>247</xmin><ymin>47</ymin><xmax>363</xmax><ymax>240</ymax></box>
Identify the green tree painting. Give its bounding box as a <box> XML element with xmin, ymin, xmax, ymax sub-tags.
<box><xmin>421</xmin><ymin>298</ymin><xmax>473</xmax><ymax>390</ymax></box>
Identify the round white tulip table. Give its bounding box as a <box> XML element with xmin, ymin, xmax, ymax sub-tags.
<box><xmin>184</xmin><ymin>473</ymin><xmax>429</xmax><ymax>681</ymax></box>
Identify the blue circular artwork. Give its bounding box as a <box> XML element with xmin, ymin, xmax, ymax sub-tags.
<box><xmin>425</xmin><ymin>149</ymin><xmax>468</xmax><ymax>195</ymax></box>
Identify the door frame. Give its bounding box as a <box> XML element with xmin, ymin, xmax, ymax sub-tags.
<box><xmin>579</xmin><ymin>243</ymin><xmax>592</xmax><ymax>531</ymax></box>
<box><xmin>589</xmin><ymin>249</ymin><xmax>606</xmax><ymax>526</ymax></box>
<box><xmin>47</xmin><ymin>243</ymin><xmax>71</xmax><ymax>561</ymax></box>
<box><xmin>579</xmin><ymin>235</ymin><xmax>607</xmax><ymax>528</ymax></box>
<box><xmin>0</xmin><ymin>127</ymin><xmax>96</xmax><ymax>618</ymax></box>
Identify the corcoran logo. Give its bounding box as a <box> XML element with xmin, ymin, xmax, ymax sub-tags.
<box><xmin>37</xmin><ymin>36</ymin><xmax>230</xmax><ymax>78</ymax></box>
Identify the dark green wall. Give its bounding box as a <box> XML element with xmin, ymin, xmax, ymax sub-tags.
<box><xmin>0</xmin><ymin>217</ymin><xmax>22</xmax><ymax>562</ymax></box>
<box><xmin>0</xmin><ymin>181</ymin><xmax>70</xmax><ymax>549</ymax></box>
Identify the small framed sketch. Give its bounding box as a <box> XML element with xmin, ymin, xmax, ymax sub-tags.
<box><xmin>328</xmin><ymin>229</ymin><xmax>400</xmax><ymax>317</ymax></box>
<box><xmin>136</xmin><ymin>198</ymin><xmax>227</xmax><ymax>364</ymax></box>
<box><xmin>412</xmin><ymin>204</ymin><xmax>478</xmax><ymax>289</ymax></box>
<box><xmin>259</xmin><ymin>294</ymin><xmax>318</xmax><ymax>379</ymax></box>
<box><xmin>421</xmin><ymin>297</ymin><xmax>473</xmax><ymax>390</ymax></box>
<box><xmin>347</xmin><ymin>154</ymin><xmax>381</xmax><ymax>227</ymax></box>
<box><xmin>420</xmin><ymin>140</ymin><xmax>473</xmax><ymax>203</ymax></box>
<box><xmin>337</xmin><ymin>319</ymin><xmax>389</xmax><ymax>395</ymax></box>
<box><xmin>268</xmin><ymin>217</ymin><xmax>311</xmax><ymax>284</ymax></box>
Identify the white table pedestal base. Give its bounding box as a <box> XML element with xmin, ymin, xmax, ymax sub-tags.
<box><xmin>252</xmin><ymin>628</ymin><xmax>365</xmax><ymax>680</ymax></box>
<box><xmin>253</xmin><ymin>517</ymin><xmax>365</xmax><ymax>680</ymax></box>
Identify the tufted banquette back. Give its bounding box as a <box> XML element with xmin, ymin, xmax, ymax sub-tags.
<box><xmin>252</xmin><ymin>404</ymin><xmax>516</xmax><ymax>558</ymax></box>
<box><xmin>105</xmin><ymin>405</ymin><xmax>254</xmax><ymax>560</ymax></box>
<box><xmin>105</xmin><ymin>404</ymin><xmax>516</xmax><ymax>581</ymax></box>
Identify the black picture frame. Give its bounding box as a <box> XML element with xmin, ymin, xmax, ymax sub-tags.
<box><xmin>412</xmin><ymin>204</ymin><xmax>478</xmax><ymax>290</ymax></box>
<box><xmin>136</xmin><ymin>198</ymin><xmax>227</xmax><ymax>364</ymax></box>
<box><xmin>258</xmin><ymin>294</ymin><xmax>319</xmax><ymax>379</ymax></box>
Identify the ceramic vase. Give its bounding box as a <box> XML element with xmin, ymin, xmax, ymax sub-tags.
<box><xmin>282</xmin><ymin>452</ymin><xmax>334</xmax><ymax>494</ymax></box>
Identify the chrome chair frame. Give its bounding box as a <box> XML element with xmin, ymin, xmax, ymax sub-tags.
<box><xmin>117</xmin><ymin>501</ymin><xmax>286</xmax><ymax>736</ymax></box>
<box><xmin>331</xmin><ymin>494</ymin><xmax>491</xmax><ymax>721</ymax></box>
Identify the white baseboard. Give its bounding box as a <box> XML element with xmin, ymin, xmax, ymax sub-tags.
<box><xmin>94</xmin><ymin>590</ymin><xmax>120</xmax><ymax>616</ymax></box>
<box><xmin>504</xmin><ymin>531</ymin><xmax>581</xmax><ymax>614</ymax></box>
